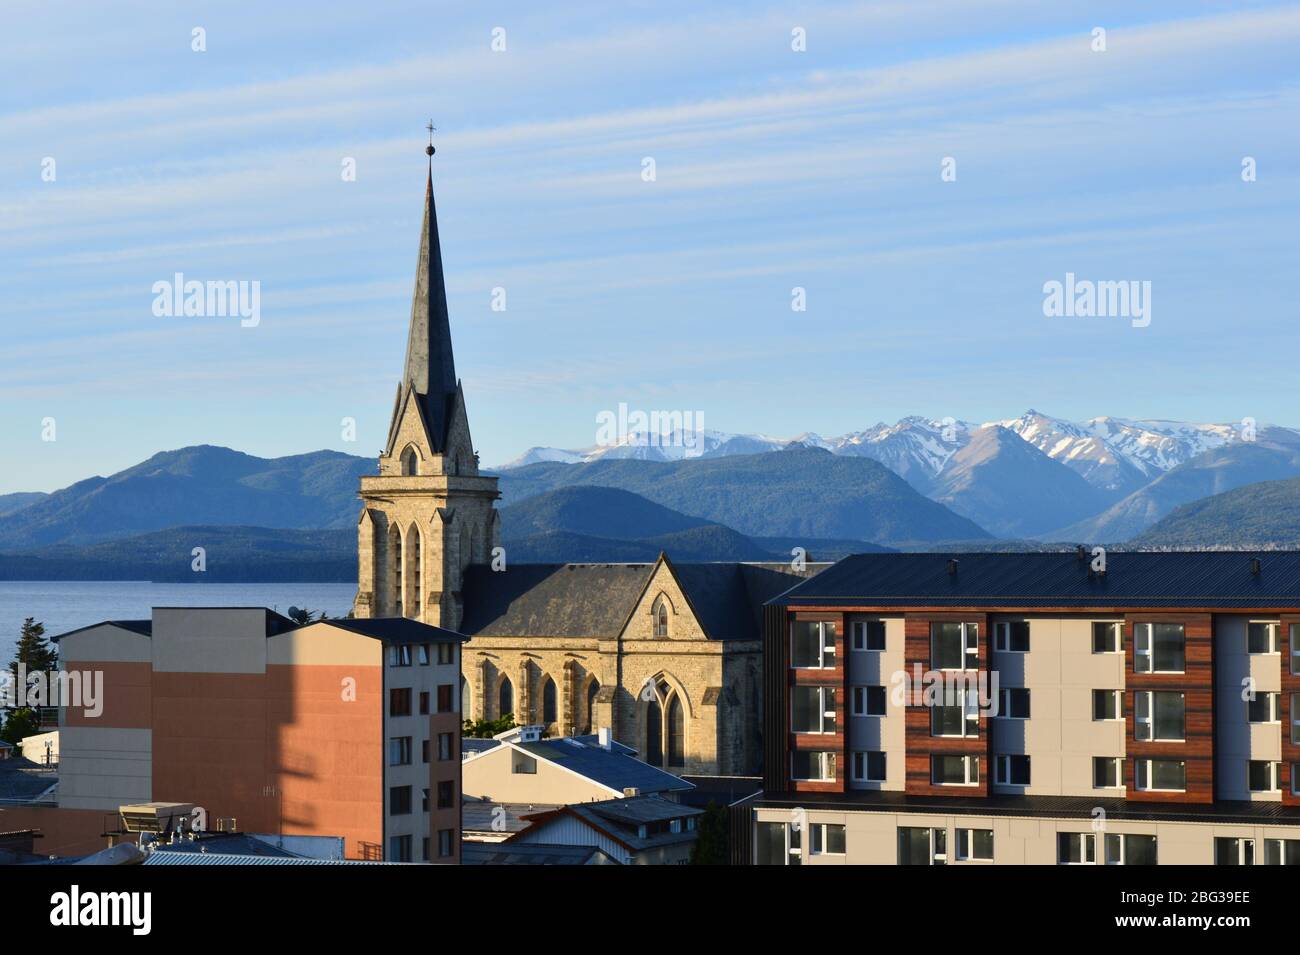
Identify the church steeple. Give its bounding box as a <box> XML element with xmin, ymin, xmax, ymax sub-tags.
<box><xmin>356</xmin><ymin>132</ymin><xmax>500</xmax><ymax>629</ymax></box>
<box><xmin>392</xmin><ymin>125</ymin><xmax>458</xmax><ymax>454</ymax></box>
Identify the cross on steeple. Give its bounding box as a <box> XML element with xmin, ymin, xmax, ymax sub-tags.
<box><xmin>426</xmin><ymin>120</ymin><xmax>436</xmax><ymax>157</ymax></box>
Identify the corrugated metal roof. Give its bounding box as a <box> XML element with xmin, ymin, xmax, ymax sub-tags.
<box><xmin>773</xmin><ymin>551</ymin><xmax>1300</xmax><ymax>608</ymax></box>
<box><xmin>461</xmin><ymin>843</ymin><xmax>611</xmax><ymax>865</ymax></box>
<box><xmin>142</xmin><ymin>852</ymin><xmax>397</xmax><ymax>865</ymax></box>
<box><xmin>515</xmin><ymin>737</ymin><xmax>694</xmax><ymax>795</ymax></box>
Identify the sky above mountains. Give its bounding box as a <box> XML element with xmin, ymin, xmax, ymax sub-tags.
<box><xmin>2</xmin><ymin>1</ymin><xmax>1298</xmax><ymax>493</ymax></box>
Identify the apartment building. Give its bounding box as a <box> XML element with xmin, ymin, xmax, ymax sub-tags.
<box><xmin>47</xmin><ymin>607</ymin><xmax>464</xmax><ymax>862</ymax></box>
<box><xmin>743</xmin><ymin>552</ymin><xmax>1300</xmax><ymax>865</ymax></box>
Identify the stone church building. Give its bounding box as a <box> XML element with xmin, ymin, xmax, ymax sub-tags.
<box><xmin>353</xmin><ymin>155</ymin><xmax>818</xmax><ymax>775</ymax></box>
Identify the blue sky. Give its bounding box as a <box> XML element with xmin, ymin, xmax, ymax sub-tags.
<box><xmin>2</xmin><ymin>0</ymin><xmax>1298</xmax><ymax>493</ymax></box>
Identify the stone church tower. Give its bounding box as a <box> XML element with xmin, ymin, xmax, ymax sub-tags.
<box><xmin>353</xmin><ymin>154</ymin><xmax>499</xmax><ymax>630</ymax></box>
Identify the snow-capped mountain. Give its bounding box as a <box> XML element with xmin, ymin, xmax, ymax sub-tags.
<box><xmin>493</xmin><ymin>411</ymin><xmax>1284</xmax><ymax>497</ymax></box>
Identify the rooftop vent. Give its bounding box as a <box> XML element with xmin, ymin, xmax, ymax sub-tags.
<box><xmin>1251</xmin><ymin>557</ymin><xmax>1262</xmax><ymax>576</ymax></box>
<box><xmin>1075</xmin><ymin>545</ymin><xmax>1087</xmax><ymax>562</ymax></box>
<box><xmin>623</xmin><ymin>787</ymin><xmax>641</xmax><ymax>798</ymax></box>
<box><xmin>947</xmin><ymin>559</ymin><xmax>958</xmax><ymax>577</ymax></box>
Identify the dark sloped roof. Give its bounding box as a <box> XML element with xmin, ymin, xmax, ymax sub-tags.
<box><xmin>513</xmin><ymin>736</ymin><xmax>694</xmax><ymax>795</ymax></box>
<box><xmin>321</xmin><ymin>617</ymin><xmax>467</xmax><ymax>644</ymax></box>
<box><xmin>677</xmin><ymin>774</ymin><xmax>763</xmax><ymax>808</ymax></box>
<box><xmin>461</xmin><ymin>559</ymin><xmax>823</xmax><ymax>640</ymax></box>
<box><xmin>542</xmin><ymin>795</ymin><xmax>702</xmax><ymax>852</ymax></box>
<box><xmin>460</xmin><ymin>563</ymin><xmax>655</xmax><ymax>637</ymax></box>
<box><xmin>462</xmin><ymin>738</ymin><xmax>503</xmax><ymax>756</ymax></box>
<box><xmin>148</xmin><ymin>834</ymin><xmax>299</xmax><ymax>857</ymax></box>
<box><xmin>756</xmin><ymin>790</ymin><xmax>1300</xmax><ymax>827</ymax></box>
<box><xmin>461</xmin><ymin>842</ymin><xmax>612</xmax><ymax>865</ymax></box>
<box><xmin>50</xmin><ymin>619</ymin><xmax>153</xmax><ymax>642</ymax></box>
<box><xmin>461</xmin><ymin>798</ymin><xmax>554</xmax><ymax>835</ymax></box>
<box><xmin>774</xmin><ymin>551</ymin><xmax>1300</xmax><ymax>609</ymax></box>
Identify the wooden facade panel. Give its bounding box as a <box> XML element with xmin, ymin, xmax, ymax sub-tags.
<box><xmin>1282</xmin><ymin>615</ymin><xmax>1300</xmax><ymax>806</ymax></box>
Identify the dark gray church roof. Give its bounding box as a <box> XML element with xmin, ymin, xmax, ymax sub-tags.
<box><xmin>460</xmin><ymin>559</ymin><xmax>819</xmax><ymax>641</ymax></box>
<box><xmin>460</xmin><ymin>563</ymin><xmax>656</xmax><ymax>637</ymax></box>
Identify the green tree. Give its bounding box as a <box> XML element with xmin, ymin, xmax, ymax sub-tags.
<box><xmin>0</xmin><ymin>707</ymin><xmax>40</xmax><ymax>747</ymax></box>
<box><xmin>11</xmin><ymin>617</ymin><xmax>57</xmax><ymax>678</ymax></box>
<box><xmin>689</xmin><ymin>801</ymin><xmax>729</xmax><ymax>865</ymax></box>
<box><xmin>286</xmin><ymin>607</ymin><xmax>327</xmax><ymax>625</ymax></box>
<box><xmin>463</xmin><ymin>714</ymin><xmax>516</xmax><ymax>739</ymax></box>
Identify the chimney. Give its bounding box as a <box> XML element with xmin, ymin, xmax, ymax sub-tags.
<box><xmin>598</xmin><ymin>727</ymin><xmax>612</xmax><ymax>750</ymax></box>
<box><xmin>1251</xmin><ymin>557</ymin><xmax>1262</xmax><ymax>576</ymax></box>
<box><xmin>947</xmin><ymin>559</ymin><xmax>958</xmax><ymax>577</ymax></box>
<box><xmin>623</xmin><ymin>787</ymin><xmax>640</xmax><ymax>797</ymax></box>
<box><xmin>1076</xmin><ymin>545</ymin><xmax>1086</xmax><ymax>562</ymax></box>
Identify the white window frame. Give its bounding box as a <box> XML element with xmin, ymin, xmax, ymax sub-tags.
<box><xmin>1092</xmin><ymin>621</ymin><xmax>1124</xmax><ymax>654</ymax></box>
<box><xmin>933</xmin><ymin>621</ymin><xmax>979</xmax><ymax>671</ymax></box>
<box><xmin>791</xmin><ymin>620</ymin><xmax>837</xmax><ymax>670</ymax></box>
<box><xmin>994</xmin><ymin>620</ymin><xmax>1030</xmax><ymax>653</ymax></box>
<box><xmin>1103</xmin><ymin>833</ymin><xmax>1157</xmax><ymax>866</ymax></box>
<box><xmin>930</xmin><ymin>754</ymin><xmax>979</xmax><ymax>787</ymax></box>
<box><xmin>1217</xmin><ymin>837</ymin><xmax>1256</xmax><ymax>866</ymax></box>
<box><xmin>931</xmin><ymin>689</ymin><xmax>980</xmax><ymax>738</ymax></box>
<box><xmin>792</xmin><ymin>685</ymin><xmax>837</xmax><ymax>735</ymax></box>
<box><xmin>389</xmin><ymin>644</ymin><xmax>412</xmax><ymax>667</ymax></box>
<box><xmin>1134</xmin><ymin>622</ymin><xmax>1185</xmax><ymax>674</ymax></box>
<box><xmin>850</xmin><ymin>619</ymin><xmax>886</xmax><ymax>652</ymax></box>
<box><xmin>1248</xmin><ymin>760</ymin><xmax>1281</xmax><ymax>794</ymax></box>
<box><xmin>1292</xmin><ymin>624</ymin><xmax>1300</xmax><ymax>675</ymax></box>
<box><xmin>955</xmin><ymin>828</ymin><xmax>994</xmax><ymax>862</ymax></box>
<box><xmin>791</xmin><ymin>750</ymin><xmax>836</xmax><ymax>782</ymax></box>
<box><xmin>810</xmin><ymin>823</ymin><xmax>846</xmax><ymax>856</ymax></box>
<box><xmin>994</xmin><ymin>753</ymin><xmax>1031</xmax><ymax>786</ymax></box>
<box><xmin>1134</xmin><ymin>757</ymin><xmax>1186</xmax><ymax>793</ymax></box>
<box><xmin>1093</xmin><ymin>756</ymin><xmax>1123</xmax><ymax>789</ymax></box>
<box><xmin>996</xmin><ymin>687</ymin><xmax>1030</xmax><ymax>720</ymax></box>
<box><xmin>1248</xmin><ymin>620</ymin><xmax>1280</xmax><ymax>655</ymax></box>
<box><xmin>851</xmin><ymin>750</ymin><xmax>887</xmax><ymax>783</ymax></box>
<box><xmin>1246</xmin><ymin>692</ymin><xmax>1279</xmax><ymax>725</ymax></box>
<box><xmin>1264</xmin><ymin>839</ymin><xmax>1299</xmax><ymax>865</ymax></box>
<box><xmin>1058</xmin><ymin>832</ymin><xmax>1096</xmax><ymax>865</ymax></box>
<box><xmin>851</xmin><ymin>685</ymin><xmax>886</xmax><ymax>717</ymax></box>
<box><xmin>1093</xmin><ymin>689</ymin><xmax>1123</xmax><ymax>721</ymax></box>
<box><xmin>899</xmin><ymin>827</ymin><xmax>948</xmax><ymax>865</ymax></box>
<box><xmin>1293</xmin><ymin>697</ymin><xmax>1300</xmax><ymax>745</ymax></box>
<box><xmin>1135</xmin><ymin>690</ymin><xmax>1185</xmax><ymax>741</ymax></box>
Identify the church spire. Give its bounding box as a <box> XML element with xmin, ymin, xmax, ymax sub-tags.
<box><xmin>398</xmin><ymin>122</ymin><xmax>457</xmax><ymax>450</ymax></box>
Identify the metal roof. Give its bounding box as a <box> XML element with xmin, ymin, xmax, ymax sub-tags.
<box><xmin>318</xmin><ymin>616</ymin><xmax>468</xmax><ymax>644</ymax></box>
<box><xmin>461</xmin><ymin>842</ymin><xmax>613</xmax><ymax>865</ymax></box>
<box><xmin>755</xmin><ymin>791</ymin><xmax>1300</xmax><ymax>827</ymax></box>
<box><xmin>513</xmin><ymin>736</ymin><xmax>694</xmax><ymax>795</ymax></box>
<box><xmin>142</xmin><ymin>852</ymin><xmax>397</xmax><ymax>865</ymax></box>
<box><xmin>773</xmin><ymin>550</ymin><xmax>1300</xmax><ymax>609</ymax></box>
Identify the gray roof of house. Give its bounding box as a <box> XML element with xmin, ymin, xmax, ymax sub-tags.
<box><xmin>462</xmin><ymin>798</ymin><xmax>552</xmax><ymax>835</ymax></box>
<box><xmin>510</xmin><ymin>736</ymin><xmax>694</xmax><ymax>796</ymax></box>
<box><xmin>774</xmin><ymin>551</ymin><xmax>1300</xmax><ymax>609</ymax></box>
<box><xmin>526</xmin><ymin>795</ymin><xmax>702</xmax><ymax>853</ymax></box>
<box><xmin>460</xmin><ymin>560</ymin><xmax>818</xmax><ymax>640</ymax></box>
<box><xmin>461</xmin><ymin>842</ymin><xmax>613</xmax><ymax>865</ymax></box>
<box><xmin>321</xmin><ymin>617</ymin><xmax>468</xmax><ymax>644</ymax></box>
<box><xmin>462</xmin><ymin>738</ymin><xmax>502</xmax><ymax>756</ymax></box>
<box><xmin>142</xmin><ymin>852</ymin><xmax>395</xmax><ymax>865</ymax></box>
<box><xmin>0</xmin><ymin>758</ymin><xmax>57</xmax><ymax>802</ymax></box>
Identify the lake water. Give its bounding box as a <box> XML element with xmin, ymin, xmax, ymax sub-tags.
<box><xmin>0</xmin><ymin>581</ymin><xmax>358</xmax><ymax>661</ymax></box>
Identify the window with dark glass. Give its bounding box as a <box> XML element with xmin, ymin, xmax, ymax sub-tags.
<box><xmin>995</xmin><ymin>621</ymin><xmax>1030</xmax><ymax>652</ymax></box>
<box><xmin>1092</xmin><ymin>621</ymin><xmax>1123</xmax><ymax>653</ymax></box>
<box><xmin>389</xmin><ymin>688</ymin><xmax>411</xmax><ymax>717</ymax></box>
<box><xmin>851</xmin><ymin>620</ymin><xmax>886</xmax><ymax>651</ymax></box>
<box><xmin>792</xmin><ymin>686</ymin><xmax>837</xmax><ymax>734</ymax></box>
<box><xmin>931</xmin><ymin>621</ymin><xmax>977</xmax><ymax>670</ymax></box>
<box><xmin>1135</xmin><ymin>691</ymin><xmax>1184</xmax><ymax>741</ymax></box>
<box><xmin>1134</xmin><ymin>622</ymin><xmax>1185</xmax><ymax>673</ymax></box>
<box><xmin>437</xmin><ymin>684</ymin><xmax>453</xmax><ymax>713</ymax></box>
<box><xmin>791</xmin><ymin>620</ymin><xmax>836</xmax><ymax>668</ymax></box>
<box><xmin>389</xmin><ymin>785</ymin><xmax>412</xmax><ymax>815</ymax></box>
<box><xmin>437</xmin><ymin>780</ymin><xmax>454</xmax><ymax>809</ymax></box>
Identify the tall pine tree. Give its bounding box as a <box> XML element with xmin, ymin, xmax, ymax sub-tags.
<box><xmin>12</xmin><ymin>617</ymin><xmax>57</xmax><ymax>677</ymax></box>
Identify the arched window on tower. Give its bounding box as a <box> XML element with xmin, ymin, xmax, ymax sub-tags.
<box><xmin>541</xmin><ymin>677</ymin><xmax>557</xmax><ymax>726</ymax></box>
<box><xmin>667</xmin><ymin>694</ymin><xmax>685</xmax><ymax>768</ymax></box>
<box><xmin>400</xmin><ymin>446</ymin><xmax>419</xmax><ymax>476</ymax></box>
<box><xmin>652</xmin><ymin>594</ymin><xmax>670</xmax><ymax>638</ymax></box>
<box><xmin>645</xmin><ymin>699</ymin><xmax>663</xmax><ymax>767</ymax></box>
<box><xmin>498</xmin><ymin>677</ymin><xmax>514</xmax><ymax>722</ymax></box>
<box><xmin>387</xmin><ymin>524</ymin><xmax>403</xmax><ymax>616</ymax></box>
<box><xmin>583</xmin><ymin>679</ymin><xmax>601</xmax><ymax>734</ymax></box>
<box><xmin>407</xmin><ymin>524</ymin><xmax>422</xmax><ymax>618</ymax></box>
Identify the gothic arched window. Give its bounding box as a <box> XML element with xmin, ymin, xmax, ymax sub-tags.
<box><xmin>387</xmin><ymin>524</ymin><xmax>403</xmax><ymax>616</ymax></box>
<box><xmin>541</xmin><ymin>677</ymin><xmax>557</xmax><ymax>726</ymax></box>
<box><xmin>407</xmin><ymin>524</ymin><xmax>422</xmax><ymax>618</ymax></box>
<box><xmin>652</xmin><ymin>594</ymin><xmax>670</xmax><ymax>638</ymax></box>
<box><xmin>400</xmin><ymin>446</ymin><xmax>419</xmax><ymax>476</ymax></box>
<box><xmin>498</xmin><ymin>677</ymin><xmax>514</xmax><ymax>721</ymax></box>
<box><xmin>667</xmin><ymin>694</ymin><xmax>685</xmax><ymax>768</ymax></box>
<box><xmin>583</xmin><ymin>679</ymin><xmax>600</xmax><ymax>734</ymax></box>
<box><xmin>645</xmin><ymin>699</ymin><xmax>663</xmax><ymax>767</ymax></box>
